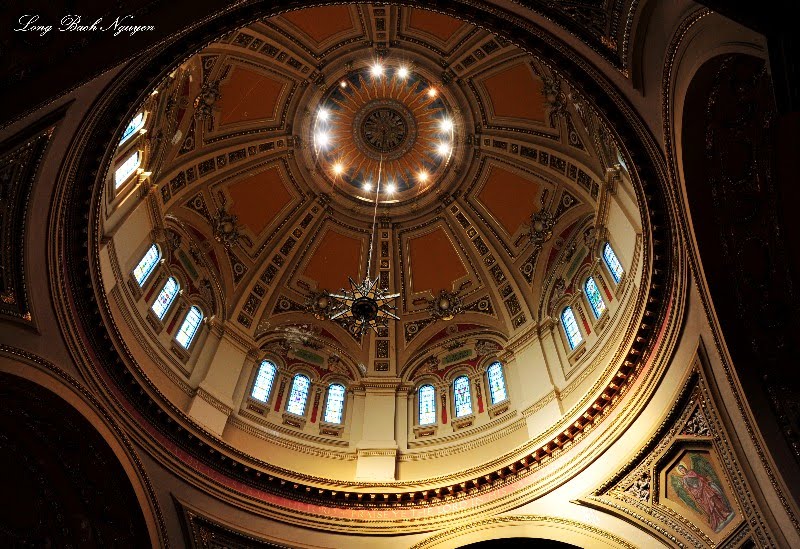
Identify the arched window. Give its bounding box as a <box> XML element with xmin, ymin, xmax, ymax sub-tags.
<box><xmin>453</xmin><ymin>376</ymin><xmax>473</xmax><ymax>418</ymax></box>
<box><xmin>286</xmin><ymin>374</ymin><xmax>311</xmax><ymax>416</ymax></box>
<box><xmin>151</xmin><ymin>277</ymin><xmax>179</xmax><ymax>320</ymax></box>
<box><xmin>120</xmin><ymin>112</ymin><xmax>145</xmax><ymax>144</ymax></box>
<box><xmin>561</xmin><ymin>306</ymin><xmax>583</xmax><ymax>350</ymax></box>
<box><xmin>115</xmin><ymin>150</ymin><xmax>141</xmax><ymax>188</ymax></box>
<box><xmin>584</xmin><ymin>277</ymin><xmax>606</xmax><ymax>318</ymax></box>
<box><xmin>251</xmin><ymin>361</ymin><xmax>277</xmax><ymax>403</ymax></box>
<box><xmin>418</xmin><ymin>385</ymin><xmax>436</xmax><ymax>426</ymax></box>
<box><xmin>603</xmin><ymin>242</ymin><xmax>624</xmax><ymax>283</ymax></box>
<box><xmin>133</xmin><ymin>244</ymin><xmax>160</xmax><ymax>286</ymax></box>
<box><xmin>323</xmin><ymin>384</ymin><xmax>346</xmax><ymax>424</ymax></box>
<box><xmin>486</xmin><ymin>361</ymin><xmax>508</xmax><ymax>404</ymax></box>
<box><xmin>175</xmin><ymin>306</ymin><xmax>203</xmax><ymax>349</ymax></box>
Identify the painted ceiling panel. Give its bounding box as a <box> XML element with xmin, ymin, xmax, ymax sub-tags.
<box><xmin>302</xmin><ymin>229</ymin><xmax>364</xmax><ymax>291</ymax></box>
<box><xmin>480</xmin><ymin>62</ymin><xmax>546</xmax><ymax>124</ymax></box>
<box><xmin>477</xmin><ymin>164</ymin><xmax>541</xmax><ymax>236</ymax></box>
<box><xmin>227</xmin><ymin>166</ymin><xmax>293</xmax><ymax>236</ymax></box>
<box><xmin>280</xmin><ymin>5</ymin><xmax>356</xmax><ymax>44</ymax></box>
<box><xmin>408</xmin><ymin>227</ymin><xmax>467</xmax><ymax>294</ymax></box>
<box><xmin>217</xmin><ymin>66</ymin><xmax>285</xmax><ymax>126</ymax></box>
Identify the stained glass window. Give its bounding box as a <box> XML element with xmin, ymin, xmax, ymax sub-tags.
<box><xmin>487</xmin><ymin>361</ymin><xmax>508</xmax><ymax>404</ymax></box>
<box><xmin>120</xmin><ymin>112</ymin><xmax>145</xmax><ymax>144</ymax></box>
<box><xmin>453</xmin><ymin>376</ymin><xmax>472</xmax><ymax>418</ymax></box>
<box><xmin>584</xmin><ymin>277</ymin><xmax>606</xmax><ymax>318</ymax></box>
<box><xmin>603</xmin><ymin>242</ymin><xmax>624</xmax><ymax>283</ymax></box>
<box><xmin>133</xmin><ymin>244</ymin><xmax>160</xmax><ymax>286</ymax></box>
<box><xmin>175</xmin><ymin>306</ymin><xmax>203</xmax><ymax>349</ymax></box>
<box><xmin>251</xmin><ymin>361</ymin><xmax>277</xmax><ymax>403</ymax></box>
<box><xmin>286</xmin><ymin>374</ymin><xmax>310</xmax><ymax>416</ymax></box>
<box><xmin>323</xmin><ymin>384</ymin><xmax>346</xmax><ymax>424</ymax></box>
<box><xmin>561</xmin><ymin>306</ymin><xmax>583</xmax><ymax>350</ymax></box>
<box><xmin>151</xmin><ymin>277</ymin><xmax>179</xmax><ymax>320</ymax></box>
<box><xmin>419</xmin><ymin>385</ymin><xmax>436</xmax><ymax>425</ymax></box>
<box><xmin>115</xmin><ymin>150</ymin><xmax>141</xmax><ymax>188</ymax></box>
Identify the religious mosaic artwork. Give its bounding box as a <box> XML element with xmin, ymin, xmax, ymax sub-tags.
<box><xmin>666</xmin><ymin>451</ymin><xmax>736</xmax><ymax>533</ymax></box>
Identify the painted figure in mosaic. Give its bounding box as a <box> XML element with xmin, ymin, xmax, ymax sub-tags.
<box><xmin>670</xmin><ymin>453</ymin><xmax>735</xmax><ymax>532</ymax></box>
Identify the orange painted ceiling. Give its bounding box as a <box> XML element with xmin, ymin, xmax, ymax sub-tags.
<box><xmin>408</xmin><ymin>227</ymin><xmax>467</xmax><ymax>294</ymax></box>
<box><xmin>477</xmin><ymin>165</ymin><xmax>542</xmax><ymax>235</ymax></box>
<box><xmin>280</xmin><ymin>6</ymin><xmax>355</xmax><ymax>44</ymax></box>
<box><xmin>216</xmin><ymin>66</ymin><xmax>284</xmax><ymax>126</ymax></box>
<box><xmin>406</xmin><ymin>8</ymin><xmax>467</xmax><ymax>43</ymax></box>
<box><xmin>303</xmin><ymin>230</ymin><xmax>364</xmax><ymax>292</ymax></box>
<box><xmin>481</xmin><ymin>62</ymin><xmax>546</xmax><ymax>124</ymax></box>
<box><xmin>227</xmin><ymin>167</ymin><xmax>293</xmax><ymax>236</ymax></box>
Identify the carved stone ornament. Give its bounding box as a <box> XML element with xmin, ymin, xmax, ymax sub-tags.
<box><xmin>428</xmin><ymin>289</ymin><xmax>464</xmax><ymax>321</ymax></box>
<box><xmin>475</xmin><ymin>339</ymin><xmax>502</xmax><ymax>356</ymax></box>
<box><xmin>212</xmin><ymin>208</ymin><xmax>241</xmax><ymax>248</ymax></box>
<box><xmin>193</xmin><ymin>81</ymin><xmax>221</xmax><ymax>119</ymax></box>
<box><xmin>542</xmin><ymin>77</ymin><xmax>567</xmax><ymax>127</ymax></box>
<box><xmin>305</xmin><ymin>290</ymin><xmax>334</xmax><ymax>320</ymax></box>
<box><xmin>527</xmin><ymin>209</ymin><xmax>555</xmax><ymax>247</ymax></box>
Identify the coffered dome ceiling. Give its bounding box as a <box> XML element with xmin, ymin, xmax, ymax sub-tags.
<box><xmin>90</xmin><ymin>3</ymin><xmax>656</xmax><ymax>532</ymax></box>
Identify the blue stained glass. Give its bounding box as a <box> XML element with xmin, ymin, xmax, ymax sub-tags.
<box><xmin>323</xmin><ymin>384</ymin><xmax>346</xmax><ymax>424</ymax></box>
<box><xmin>115</xmin><ymin>150</ymin><xmax>141</xmax><ymax>188</ymax></box>
<box><xmin>584</xmin><ymin>277</ymin><xmax>606</xmax><ymax>319</ymax></box>
<box><xmin>251</xmin><ymin>361</ymin><xmax>277</xmax><ymax>403</ymax></box>
<box><xmin>487</xmin><ymin>362</ymin><xmax>508</xmax><ymax>404</ymax></box>
<box><xmin>603</xmin><ymin>242</ymin><xmax>624</xmax><ymax>283</ymax></box>
<box><xmin>151</xmin><ymin>277</ymin><xmax>179</xmax><ymax>320</ymax></box>
<box><xmin>175</xmin><ymin>306</ymin><xmax>203</xmax><ymax>349</ymax></box>
<box><xmin>561</xmin><ymin>306</ymin><xmax>583</xmax><ymax>350</ymax></box>
<box><xmin>419</xmin><ymin>385</ymin><xmax>436</xmax><ymax>426</ymax></box>
<box><xmin>286</xmin><ymin>374</ymin><xmax>310</xmax><ymax>416</ymax></box>
<box><xmin>133</xmin><ymin>244</ymin><xmax>160</xmax><ymax>286</ymax></box>
<box><xmin>120</xmin><ymin>112</ymin><xmax>145</xmax><ymax>144</ymax></box>
<box><xmin>453</xmin><ymin>376</ymin><xmax>472</xmax><ymax>418</ymax></box>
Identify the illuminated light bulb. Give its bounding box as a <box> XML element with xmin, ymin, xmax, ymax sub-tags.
<box><xmin>340</xmin><ymin>80</ymin><xmax>348</xmax><ymax>88</ymax></box>
<box><xmin>362</xmin><ymin>181</ymin><xmax>373</xmax><ymax>191</ymax></box>
<box><xmin>332</xmin><ymin>162</ymin><xmax>344</xmax><ymax>175</ymax></box>
<box><xmin>428</xmin><ymin>87</ymin><xmax>438</xmax><ymax>98</ymax></box>
<box><xmin>386</xmin><ymin>182</ymin><xmax>396</xmax><ymax>194</ymax></box>
<box><xmin>437</xmin><ymin>142</ymin><xmax>451</xmax><ymax>156</ymax></box>
<box><xmin>397</xmin><ymin>66</ymin><xmax>409</xmax><ymax>79</ymax></box>
<box><xmin>318</xmin><ymin>108</ymin><xmax>329</xmax><ymax>121</ymax></box>
<box><xmin>371</xmin><ymin>63</ymin><xmax>384</xmax><ymax>77</ymax></box>
<box><xmin>316</xmin><ymin>132</ymin><xmax>330</xmax><ymax>147</ymax></box>
<box><xmin>418</xmin><ymin>170</ymin><xmax>429</xmax><ymax>182</ymax></box>
<box><xmin>440</xmin><ymin>118</ymin><xmax>454</xmax><ymax>132</ymax></box>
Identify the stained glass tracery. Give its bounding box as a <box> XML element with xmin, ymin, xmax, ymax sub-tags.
<box><xmin>115</xmin><ymin>150</ymin><xmax>141</xmax><ymax>188</ymax></box>
<box><xmin>151</xmin><ymin>277</ymin><xmax>179</xmax><ymax>320</ymax></box>
<box><xmin>175</xmin><ymin>306</ymin><xmax>203</xmax><ymax>348</ymax></box>
<box><xmin>133</xmin><ymin>244</ymin><xmax>160</xmax><ymax>286</ymax></box>
<box><xmin>121</xmin><ymin>112</ymin><xmax>145</xmax><ymax>144</ymax></box>
<box><xmin>453</xmin><ymin>376</ymin><xmax>472</xmax><ymax>418</ymax></box>
<box><xmin>323</xmin><ymin>384</ymin><xmax>346</xmax><ymax>424</ymax></box>
<box><xmin>487</xmin><ymin>361</ymin><xmax>508</xmax><ymax>404</ymax></box>
<box><xmin>286</xmin><ymin>374</ymin><xmax>311</xmax><ymax>416</ymax></box>
<box><xmin>251</xmin><ymin>361</ymin><xmax>277</xmax><ymax>403</ymax></box>
<box><xmin>603</xmin><ymin>242</ymin><xmax>624</xmax><ymax>283</ymax></box>
<box><xmin>419</xmin><ymin>385</ymin><xmax>436</xmax><ymax>425</ymax></box>
<box><xmin>584</xmin><ymin>277</ymin><xmax>606</xmax><ymax>318</ymax></box>
<box><xmin>561</xmin><ymin>306</ymin><xmax>583</xmax><ymax>349</ymax></box>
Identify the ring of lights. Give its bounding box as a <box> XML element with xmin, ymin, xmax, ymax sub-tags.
<box><xmin>313</xmin><ymin>66</ymin><xmax>456</xmax><ymax>196</ymax></box>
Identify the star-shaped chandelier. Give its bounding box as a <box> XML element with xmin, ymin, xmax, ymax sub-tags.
<box><xmin>328</xmin><ymin>277</ymin><xmax>400</xmax><ymax>335</ymax></box>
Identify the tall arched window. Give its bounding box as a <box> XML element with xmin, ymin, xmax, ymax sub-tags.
<box><xmin>151</xmin><ymin>277</ymin><xmax>179</xmax><ymax>320</ymax></box>
<box><xmin>115</xmin><ymin>150</ymin><xmax>141</xmax><ymax>188</ymax></box>
<box><xmin>453</xmin><ymin>376</ymin><xmax>473</xmax><ymax>418</ymax></box>
<box><xmin>120</xmin><ymin>112</ymin><xmax>145</xmax><ymax>144</ymax></box>
<box><xmin>251</xmin><ymin>361</ymin><xmax>277</xmax><ymax>403</ymax></box>
<box><xmin>286</xmin><ymin>374</ymin><xmax>311</xmax><ymax>416</ymax></box>
<box><xmin>561</xmin><ymin>306</ymin><xmax>583</xmax><ymax>350</ymax></box>
<box><xmin>584</xmin><ymin>277</ymin><xmax>606</xmax><ymax>318</ymax></box>
<box><xmin>418</xmin><ymin>385</ymin><xmax>436</xmax><ymax>426</ymax></box>
<box><xmin>487</xmin><ymin>361</ymin><xmax>508</xmax><ymax>404</ymax></box>
<box><xmin>603</xmin><ymin>242</ymin><xmax>624</xmax><ymax>283</ymax></box>
<box><xmin>175</xmin><ymin>306</ymin><xmax>203</xmax><ymax>349</ymax></box>
<box><xmin>323</xmin><ymin>384</ymin><xmax>346</xmax><ymax>424</ymax></box>
<box><xmin>133</xmin><ymin>244</ymin><xmax>160</xmax><ymax>286</ymax></box>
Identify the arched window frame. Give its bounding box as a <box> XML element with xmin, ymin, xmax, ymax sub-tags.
<box><xmin>250</xmin><ymin>359</ymin><xmax>279</xmax><ymax>405</ymax></box>
<box><xmin>114</xmin><ymin>149</ymin><xmax>142</xmax><ymax>190</ymax></box>
<box><xmin>560</xmin><ymin>305</ymin><xmax>583</xmax><ymax>351</ymax></box>
<box><xmin>485</xmin><ymin>360</ymin><xmax>509</xmax><ymax>406</ymax></box>
<box><xmin>602</xmin><ymin>241</ymin><xmax>624</xmax><ymax>284</ymax></box>
<box><xmin>417</xmin><ymin>383</ymin><xmax>437</xmax><ymax>427</ymax></box>
<box><xmin>174</xmin><ymin>304</ymin><xmax>203</xmax><ymax>349</ymax></box>
<box><xmin>583</xmin><ymin>275</ymin><xmax>606</xmax><ymax>319</ymax></box>
<box><xmin>285</xmin><ymin>372</ymin><xmax>312</xmax><ymax>418</ymax></box>
<box><xmin>119</xmin><ymin>111</ymin><xmax>147</xmax><ymax>146</ymax></box>
<box><xmin>322</xmin><ymin>382</ymin><xmax>347</xmax><ymax>425</ymax></box>
<box><xmin>132</xmin><ymin>243</ymin><xmax>161</xmax><ymax>288</ymax></box>
<box><xmin>451</xmin><ymin>374</ymin><xmax>474</xmax><ymax>419</ymax></box>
